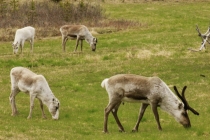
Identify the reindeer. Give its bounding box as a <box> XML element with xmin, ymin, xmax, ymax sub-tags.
<box><xmin>101</xmin><ymin>74</ymin><xmax>199</xmax><ymax>133</ymax></box>
<box><xmin>9</xmin><ymin>67</ymin><xmax>60</xmax><ymax>120</ymax></box>
<box><xmin>60</xmin><ymin>25</ymin><xmax>97</xmax><ymax>52</ymax></box>
<box><xmin>12</xmin><ymin>26</ymin><xmax>35</xmax><ymax>54</ymax></box>
<box><xmin>195</xmin><ymin>25</ymin><xmax>210</xmax><ymax>51</ymax></box>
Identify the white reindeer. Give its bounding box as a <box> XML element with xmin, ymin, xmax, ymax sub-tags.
<box><xmin>101</xmin><ymin>74</ymin><xmax>199</xmax><ymax>133</ymax></box>
<box><xmin>60</xmin><ymin>25</ymin><xmax>97</xmax><ymax>52</ymax></box>
<box><xmin>12</xmin><ymin>26</ymin><xmax>35</xmax><ymax>54</ymax></box>
<box><xmin>9</xmin><ymin>67</ymin><xmax>60</xmax><ymax>120</ymax></box>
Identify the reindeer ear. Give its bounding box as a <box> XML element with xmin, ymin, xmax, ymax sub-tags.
<box><xmin>93</xmin><ymin>38</ymin><xmax>97</xmax><ymax>43</ymax></box>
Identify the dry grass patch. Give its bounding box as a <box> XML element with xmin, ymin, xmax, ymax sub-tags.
<box><xmin>0</xmin><ymin>28</ymin><xmax>17</xmax><ymax>41</ymax></box>
<box><xmin>134</xmin><ymin>49</ymin><xmax>152</xmax><ymax>59</ymax></box>
<box><xmin>84</xmin><ymin>54</ymin><xmax>101</xmax><ymax>62</ymax></box>
<box><xmin>126</xmin><ymin>49</ymin><xmax>172</xmax><ymax>59</ymax></box>
<box><xmin>155</xmin><ymin>50</ymin><xmax>172</xmax><ymax>57</ymax></box>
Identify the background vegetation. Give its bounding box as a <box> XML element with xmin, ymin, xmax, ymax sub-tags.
<box><xmin>0</xmin><ymin>0</ymin><xmax>210</xmax><ymax>139</ymax></box>
<box><xmin>0</xmin><ymin>0</ymin><xmax>105</xmax><ymax>41</ymax></box>
<box><xmin>0</xmin><ymin>0</ymin><xmax>140</xmax><ymax>41</ymax></box>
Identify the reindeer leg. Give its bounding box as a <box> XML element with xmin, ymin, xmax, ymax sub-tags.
<box><xmin>64</xmin><ymin>37</ymin><xmax>68</xmax><ymax>51</ymax></box>
<box><xmin>9</xmin><ymin>88</ymin><xmax>20</xmax><ymax>116</ymax></box>
<box><xmin>62</xmin><ymin>36</ymin><xmax>68</xmax><ymax>52</ymax></box>
<box><xmin>38</xmin><ymin>99</ymin><xmax>46</xmax><ymax>119</ymax></box>
<box><xmin>27</xmin><ymin>93</ymin><xmax>36</xmax><ymax>119</ymax></box>
<box><xmin>111</xmin><ymin>102</ymin><xmax>125</xmax><ymax>132</ymax></box>
<box><xmin>132</xmin><ymin>103</ymin><xmax>149</xmax><ymax>132</ymax></box>
<box><xmin>19</xmin><ymin>43</ymin><xmax>22</xmax><ymax>54</ymax></box>
<box><xmin>30</xmin><ymin>38</ymin><xmax>34</xmax><ymax>53</ymax></box>
<box><xmin>74</xmin><ymin>38</ymin><xmax>80</xmax><ymax>52</ymax></box>
<box><xmin>104</xmin><ymin>100</ymin><xmax>123</xmax><ymax>133</ymax></box>
<box><xmin>151</xmin><ymin>103</ymin><xmax>162</xmax><ymax>130</ymax></box>
<box><xmin>80</xmin><ymin>40</ymin><xmax>83</xmax><ymax>51</ymax></box>
<box><xmin>21</xmin><ymin>41</ymin><xmax>25</xmax><ymax>54</ymax></box>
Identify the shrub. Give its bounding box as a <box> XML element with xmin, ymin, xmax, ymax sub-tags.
<box><xmin>0</xmin><ymin>1</ymin><xmax>104</xmax><ymax>28</ymax></box>
<box><xmin>0</xmin><ymin>1</ymin><xmax>104</xmax><ymax>41</ymax></box>
<box><xmin>0</xmin><ymin>0</ymin><xmax>7</xmax><ymax>18</ymax></box>
<box><xmin>0</xmin><ymin>0</ymin><xmax>139</xmax><ymax>41</ymax></box>
<box><xmin>51</xmin><ymin>0</ymin><xmax>62</xmax><ymax>3</ymax></box>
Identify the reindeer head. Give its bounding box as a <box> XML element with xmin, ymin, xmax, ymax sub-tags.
<box><xmin>90</xmin><ymin>37</ymin><xmax>97</xmax><ymax>51</ymax></box>
<box><xmin>49</xmin><ymin>97</ymin><xmax>60</xmax><ymax>120</ymax></box>
<box><xmin>173</xmin><ymin>86</ymin><xmax>199</xmax><ymax>128</ymax></box>
<box><xmin>12</xmin><ymin>42</ymin><xmax>19</xmax><ymax>54</ymax></box>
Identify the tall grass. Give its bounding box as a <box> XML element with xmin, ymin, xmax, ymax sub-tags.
<box><xmin>0</xmin><ymin>1</ymin><xmax>210</xmax><ymax>139</ymax></box>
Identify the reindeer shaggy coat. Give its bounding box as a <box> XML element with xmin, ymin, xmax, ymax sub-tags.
<box><xmin>60</xmin><ymin>25</ymin><xmax>97</xmax><ymax>52</ymax></box>
<box><xmin>101</xmin><ymin>74</ymin><xmax>199</xmax><ymax>133</ymax></box>
<box><xmin>12</xmin><ymin>26</ymin><xmax>35</xmax><ymax>54</ymax></box>
<box><xmin>9</xmin><ymin>67</ymin><xmax>60</xmax><ymax>120</ymax></box>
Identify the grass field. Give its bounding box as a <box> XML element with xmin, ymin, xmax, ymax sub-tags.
<box><xmin>0</xmin><ymin>1</ymin><xmax>210</xmax><ymax>139</ymax></box>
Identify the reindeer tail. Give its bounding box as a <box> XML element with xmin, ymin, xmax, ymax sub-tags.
<box><xmin>101</xmin><ymin>78</ymin><xmax>109</xmax><ymax>89</ymax></box>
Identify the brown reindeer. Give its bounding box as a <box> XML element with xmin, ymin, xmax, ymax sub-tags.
<box><xmin>60</xmin><ymin>25</ymin><xmax>97</xmax><ymax>52</ymax></box>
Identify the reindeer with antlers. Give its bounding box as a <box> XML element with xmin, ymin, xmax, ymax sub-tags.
<box><xmin>194</xmin><ymin>25</ymin><xmax>210</xmax><ymax>51</ymax></box>
<box><xmin>101</xmin><ymin>74</ymin><xmax>199</xmax><ymax>133</ymax></box>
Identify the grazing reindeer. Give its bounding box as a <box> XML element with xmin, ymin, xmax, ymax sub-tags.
<box><xmin>101</xmin><ymin>74</ymin><xmax>199</xmax><ymax>133</ymax></box>
<box><xmin>195</xmin><ymin>25</ymin><xmax>210</xmax><ymax>51</ymax></box>
<box><xmin>60</xmin><ymin>25</ymin><xmax>97</xmax><ymax>52</ymax></box>
<box><xmin>9</xmin><ymin>67</ymin><xmax>60</xmax><ymax>120</ymax></box>
<box><xmin>12</xmin><ymin>26</ymin><xmax>35</xmax><ymax>54</ymax></box>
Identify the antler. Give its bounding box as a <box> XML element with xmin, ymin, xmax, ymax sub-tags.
<box><xmin>196</xmin><ymin>25</ymin><xmax>202</xmax><ymax>37</ymax></box>
<box><xmin>196</xmin><ymin>25</ymin><xmax>210</xmax><ymax>41</ymax></box>
<box><xmin>173</xmin><ymin>86</ymin><xmax>199</xmax><ymax>115</ymax></box>
<box><xmin>206</xmin><ymin>27</ymin><xmax>210</xmax><ymax>44</ymax></box>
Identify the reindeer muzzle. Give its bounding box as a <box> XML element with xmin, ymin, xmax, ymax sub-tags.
<box><xmin>183</xmin><ymin>123</ymin><xmax>191</xmax><ymax>128</ymax></box>
<box><xmin>52</xmin><ymin>109</ymin><xmax>59</xmax><ymax>120</ymax></box>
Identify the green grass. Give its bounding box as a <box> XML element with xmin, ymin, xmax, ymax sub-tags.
<box><xmin>0</xmin><ymin>1</ymin><xmax>210</xmax><ymax>139</ymax></box>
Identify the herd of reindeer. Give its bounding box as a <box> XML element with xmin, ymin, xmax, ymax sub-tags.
<box><xmin>9</xmin><ymin>24</ymin><xmax>210</xmax><ymax>133</ymax></box>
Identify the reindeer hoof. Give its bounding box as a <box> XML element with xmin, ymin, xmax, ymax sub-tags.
<box><xmin>119</xmin><ymin>130</ymin><xmax>125</xmax><ymax>133</ymax></box>
<box><xmin>132</xmin><ymin>129</ymin><xmax>138</xmax><ymax>132</ymax></box>
<box><xmin>11</xmin><ymin>112</ymin><xmax>18</xmax><ymax>116</ymax></box>
<box><xmin>103</xmin><ymin>130</ymin><xmax>108</xmax><ymax>133</ymax></box>
<box><xmin>42</xmin><ymin>116</ymin><xmax>47</xmax><ymax>119</ymax></box>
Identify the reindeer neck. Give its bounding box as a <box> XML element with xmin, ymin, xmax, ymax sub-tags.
<box><xmin>37</xmin><ymin>86</ymin><xmax>54</xmax><ymax>107</ymax></box>
<box><xmin>42</xmin><ymin>93</ymin><xmax>54</xmax><ymax>107</ymax></box>
<box><xmin>160</xmin><ymin>86</ymin><xmax>182</xmax><ymax>117</ymax></box>
<box><xmin>85</xmin><ymin>33</ymin><xmax>93</xmax><ymax>43</ymax></box>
